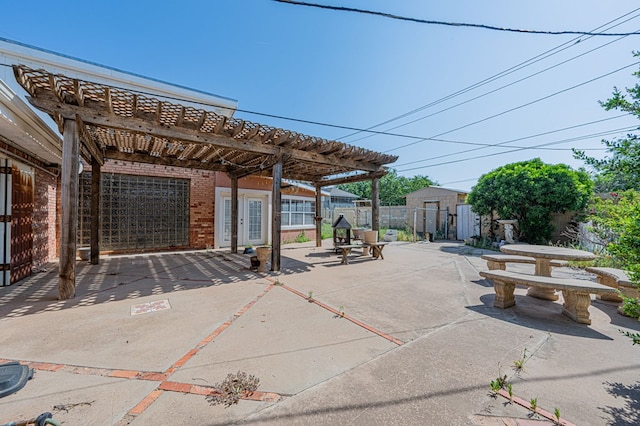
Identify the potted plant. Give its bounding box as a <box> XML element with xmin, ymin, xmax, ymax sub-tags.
<box><xmin>255</xmin><ymin>245</ymin><xmax>272</xmax><ymax>272</ymax></box>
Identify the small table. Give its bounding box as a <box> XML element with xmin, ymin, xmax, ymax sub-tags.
<box><xmin>500</xmin><ymin>244</ymin><xmax>596</xmax><ymax>300</ymax></box>
<box><xmin>365</xmin><ymin>241</ymin><xmax>389</xmax><ymax>259</ymax></box>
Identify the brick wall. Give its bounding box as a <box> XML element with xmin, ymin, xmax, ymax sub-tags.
<box><xmin>32</xmin><ymin>167</ymin><xmax>57</xmax><ymax>267</ymax></box>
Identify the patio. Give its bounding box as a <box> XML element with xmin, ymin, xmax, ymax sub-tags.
<box><xmin>0</xmin><ymin>241</ymin><xmax>638</xmax><ymax>425</ymax></box>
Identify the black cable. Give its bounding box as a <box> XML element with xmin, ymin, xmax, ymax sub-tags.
<box><xmin>385</xmin><ymin>61</ymin><xmax>640</xmax><ymax>153</ymax></box>
<box><xmin>345</xmin><ymin>26</ymin><xmax>637</xmax><ymax>145</ymax></box>
<box><xmin>339</xmin><ymin>8</ymin><xmax>640</xmax><ymax>141</ymax></box>
<box><xmin>395</xmin><ymin>114</ymin><xmax>631</xmax><ymax>167</ymax></box>
<box><xmin>275</xmin><ymin>0</ymin><xmax>640</xmax><ymax>36</ymax></box>
<box><xmin>396</xmin><ymin>127</ymin><xmax>638</xmax><ymax>173</ymax></box>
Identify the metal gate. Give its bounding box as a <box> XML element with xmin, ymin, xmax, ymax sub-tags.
<box><xmin>0</xmin><ymin>159</ymin><xmax>34</xmax><ymax>286</ymax></box>
<box><xmin>456</xmin><ymin>204</ymin><xmax>479</xmax><ymax>240</ymax></box>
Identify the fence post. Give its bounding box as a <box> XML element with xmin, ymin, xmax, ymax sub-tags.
<box><xmin>413</xmin><ymin>208</ymin><xmax>417</xmax><ymax>242</ymax></box>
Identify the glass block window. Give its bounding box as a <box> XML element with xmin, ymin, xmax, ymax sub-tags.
<box><xmin>281</xmin><ymin>198</ymin><xmax>315</xmax><ymax>227</ymax></box>
<box><xmin>79</xmin><ymin>173</ymin><xmax>190</xmax><ymax>250</ymax></box>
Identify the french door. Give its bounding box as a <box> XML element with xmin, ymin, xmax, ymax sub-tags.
<box><xmin>222</xmin><ymin>195</ymin><xmax>266</xmax><ymax>247</ymax></box>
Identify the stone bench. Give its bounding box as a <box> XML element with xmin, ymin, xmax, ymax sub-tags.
<box><xmin>479</xmin><ymin>269</ymin><xmax>618</xmax><ymax>324</ymax></box>
<box><xmin>585</xmin><ymin>267</ymin><xmax>639</xmax><ymax>302</ymax></box>
<box><xmin>481</xmin><ymin>254</ymin><xmax>568</xmax><ymax>271</ymax></box>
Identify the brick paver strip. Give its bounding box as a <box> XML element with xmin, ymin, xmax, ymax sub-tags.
<box><xmin>281</xmin><ymin>283</ymin><xmax>404</xmax><ymax>346</ymax></box>
<box><xmin>116</xmin><ymin>283</ymin><xmax>277</xmax><ymax>422</ymax></box>
<box><xmin>128</xmin><ymin>389</ymin><xmax>164</xmax><ymax>415</ymax></box>
<box><xmin>497</xmin><ymin>389</ymin><xmax>576</xmax><ymax>426</ymax></box>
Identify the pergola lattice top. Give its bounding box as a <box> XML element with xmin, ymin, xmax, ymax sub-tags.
<box><xmin>14</xmin><ymin>65</ymin><xmax>397</xmax><ymax>182</ymax></box>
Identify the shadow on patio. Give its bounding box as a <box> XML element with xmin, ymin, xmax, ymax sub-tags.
<box><xmin>0</xmin><ymin>250</ymin><xmax>313</xmax><ymax>319</ymax></box>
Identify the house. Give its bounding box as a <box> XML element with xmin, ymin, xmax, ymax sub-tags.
<box><xmin>404</xmin><ymin>186</ymin><xmax>475</xmax><ymax>240</ymax></box>
<box><xmin>0</xmin><ymin>38</ymin><xmax>396</xmax><ymax>292</ymax></box>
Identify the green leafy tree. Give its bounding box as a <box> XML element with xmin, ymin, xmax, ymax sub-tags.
<box><xmin>573</xmin><ymin>52</ymin><xmax>640</xmax><ymax>192</ymax></box>
<box><xmin>588</xmin><ymin>190</ymin><xmax>640</xmax><ymax>319</ymax></box>
<box><xmin>338</xmin><ymin>169</ymin><xmax>436</xmax><ymax>205</ymax></box>
<box><xmin>467</xmin><ymin>159</ymin><xmax>593</xmax><ymax>244</ymax></box>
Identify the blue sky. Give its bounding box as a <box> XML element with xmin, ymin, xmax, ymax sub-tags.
<box><xmin>1</xmin><ymin>0</ymin><xmax>639</xmax><ymax>191</ymax></box>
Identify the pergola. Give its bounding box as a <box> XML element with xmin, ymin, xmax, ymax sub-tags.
<box><xmin>13</xmin><ymin>65</ymin><xmax>397</xmax><ymax>299</ymax></box>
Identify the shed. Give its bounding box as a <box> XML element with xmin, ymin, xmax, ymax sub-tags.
<box><xmin>404</xmin><ymin>186</ymin><xmax>470</xmax><ymax>240</ymax></box>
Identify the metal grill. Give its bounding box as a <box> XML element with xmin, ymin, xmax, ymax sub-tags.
<box><xmin>79</xmin><ymin>173</ymin><xmax>190</xmax><ymax>250</ymax></box>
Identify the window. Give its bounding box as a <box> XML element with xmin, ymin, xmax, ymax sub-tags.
<box><xmin>281</xmin><ymin>198</ymin><xmax>315</xmax><ymax>228</ymax></box>
<box><xmin>78</xmin><ymin>173</ymin><xmax>190</xmax><ymax>250</ymax></box>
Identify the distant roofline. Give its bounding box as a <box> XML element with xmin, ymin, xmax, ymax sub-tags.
<box><xmin>0</xmin><ymin>37</ymin><xmax>238</xmax><ymax>113</ymax></box>
<box><xmin>403</xmin><ymin>185</ymin><xmax>469</xmax><ymax>198</ymax></box>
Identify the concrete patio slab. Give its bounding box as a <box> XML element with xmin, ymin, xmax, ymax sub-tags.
<box><xmin>171</xmin><ymin>286</ymin><xmax>398</xmax><ymax>395</ymax></box>
<box><xmin>0</xmin><ymin>240</ymin><xmax>638</xmax><ymax>425</ymax></box>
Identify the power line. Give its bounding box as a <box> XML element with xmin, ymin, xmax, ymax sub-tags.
<box><xmin>344</xmin><ymin>26</ymin><xmax>637</xmax><ymax>145</ymax></box>
<box><xmin>395</xmin><ymin>114</ymin><xmax>631</xmax><ymax>167</ymax></box>
<box><xmin>275</xmin><ymin>0</ymin><xmax>640</xmax><ymax>36</ymax></box>
<box><xmin>385</xmin><ymin>61</ymin><xmax>640</xmax><ymax>153</ymax></box>
<box><xmin>396</xmin><ymin>127</ymin><xmax>637</xmax><ymax>173</ymax></box>
<box><xmin>339</xmin><ymin>8</ymin><xmax>640</xmax><ymax>141</ymax></box>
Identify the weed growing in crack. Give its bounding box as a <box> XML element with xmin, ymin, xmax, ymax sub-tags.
<box><xmin>489</xmin><ymin>375</ymin><xmax>507</xmax><ymax>394</ymax></box>
<box><xmin>530</xmin><ymin>397</ymin><xmax>538</xmax><ymax>411</ymax></box>
<box><xmin>507</xmin><ymin>383</ymin><xmax>513</xmax><ymax>401</ymax></box>
<box><xmin>207</xmin><ymin>371</ymin><xmax>260</xmax><ymax>407</ymax></box>
<box><xmin>513</xmin><ymin>348</ymin><xmax>528</xmax><ymax>372</ymax></box>
<box><xmin>554</xmin><ymin>407</ymin><xmax>561</xmax><ymax>424</ymax></box>
<box><xmin>308</xmin><ymin>291</ymin><xmax>313</xmax><ymax>302</ymax></box>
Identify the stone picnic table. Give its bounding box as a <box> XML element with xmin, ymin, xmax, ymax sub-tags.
<box><xmin>499</xmin><ymin>244</ymin><xmax>596</xmax><ymax>300</ymax></box>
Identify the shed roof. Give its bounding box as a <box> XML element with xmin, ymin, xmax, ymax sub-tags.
<box><xmin>14</xmin><ymin>65</ymin><xmax>397</xmax><ymax>184</ymax></box>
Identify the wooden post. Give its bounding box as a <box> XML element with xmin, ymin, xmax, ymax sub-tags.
<box><xmin>271</xmin><ymin>159</ymin><xmax>282</xmax><ymax>271</ymax></box>
<box><xmin>230</xmin><ymin>175</ymin><xmax>238</xmax><ymax>253</ymax></box>
<box><xmin>372</xmin><ymin>177</ymin><xmax>380</xmax><ymax>232</ymax></box>
<box><xmin>90</xmin><ymin>157</ymin><xmax>100</xmax><ymax>265</ymax></box>
<box><xmin>59</xmin><ymin>119</ymin><xmax>79</xmax><ymax>299</ymax></box>
<box><xmin>315</xmin><ymin>183</ymin><xmax>322</xmax><ymax>247</ymax></box>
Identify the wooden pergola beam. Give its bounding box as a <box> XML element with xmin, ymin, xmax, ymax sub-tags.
<box><xmin>27</xmin><ymin>97</ymin><xmax>384</xmax><ymax>173</ymax></box>
<box><xmin>315</xmin><ymin>170</ymin><xmax>387</xmax><ymax>187</ymax></box>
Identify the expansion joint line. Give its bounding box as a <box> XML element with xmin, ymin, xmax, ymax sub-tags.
<box><xmin>114</xmin><ymin>282</ymin><xmax>280</xmax><ymax>424</ymax></box>
<box><xmin>278</xmin><ymin>282</ymin><xmax>404</xmax><ymax>346</ymax></box>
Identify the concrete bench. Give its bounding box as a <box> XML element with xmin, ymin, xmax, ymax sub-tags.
<box><xmin>585</xmin><ymin>267</ymin><xmax>639</xmax><ymax>302</ymax></box>
<box><xmin>479</xmin><ymin>269</ymin><xmax>618</xmax><ymax>324</ymax></box>
<box><xmin>481</xmin><ymin>254</ymin><xmax>568</xmax><ymax>271</ymax></box>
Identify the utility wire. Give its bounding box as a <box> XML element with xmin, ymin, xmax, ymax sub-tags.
<box><xmin>275</xmin><ymin>0</ymin><xmax>640</xmax><ymax>36</ymax></box>
<box><xmin>396</xmin><ymin>127</ymin><xmax>637</xmax><ymax>173</ymax></box>
<box><xmin>395</xmin><ymin>114</ymin><xmax>631</xmax><ymax>166</ymax></box>
<box><xmin>344</xmin><ymin>26</ymin><xmax>637</xmax><ymax>145</ymax></box>
<box><xmin>397</xmin><ymin>125</ymin><xmax>637</xmax><ymax>169</ymax></box>
<box><xmin>339</xmin><ymin>8</ymin><xmax>640</xmax><ymax>141</ymax></box>
<box><xmin>385</xmin><ymin>61</ymin><xmax>640</xmax><ymax>153</ymax></box>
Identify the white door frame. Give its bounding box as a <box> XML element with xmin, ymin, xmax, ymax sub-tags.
<box><xmin>214</xmin><ymin>187</ymin><xmax>271</xmax><ymax>248</ymax></box>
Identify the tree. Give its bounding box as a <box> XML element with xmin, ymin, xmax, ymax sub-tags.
<box><xmin>588</xmin><ymin>190</ymin><xmax>640</xmax><ymax>320</ymax></box>
<box><xmin>467</xmin><ymin>158</ymin><xmax>593</xmax><ymax>244</ymax></box>
<box><xmin>573</xmin><ymin>52</ymin><xmax>640</xmax><ymax>192</ymax></box>
<box><xmin>338</xmin><ymin>169</ymin><xmax>436</xmax><ymax>205</ymax></box>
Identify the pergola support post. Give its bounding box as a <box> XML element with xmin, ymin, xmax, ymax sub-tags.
<box><xmin>230</xmin><ymin>175</ymin><xmax>238</xmax><ymax>253</ymax></box>
<box><xmin>59</xmin><ymin>119</ymin><xmax>80</xmax><ymax>299</ymax></box>
<box><xmin>90</xmin><ymin>157</ymin><xmax>100</xmax><ymax>265</ymax></box>
<box><xmin>372</xmin><ymin>177</ymin><xmax>380</xmax><ymax>232</ymax></box>
<box><xmin>315</xmin><ymin>183</ymin><xmax>322</xmax><ymax>247</ymax></box>
<box><xmin>271</xmin><ymin>159</ymin><xmax>282</xmax><ymax>271</ymax></box>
